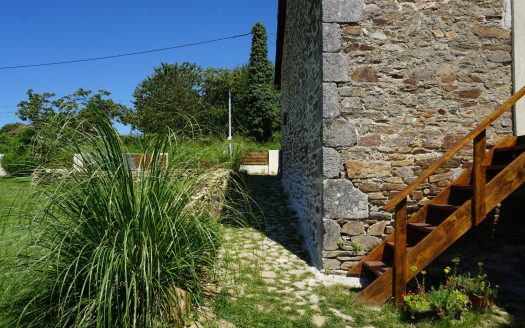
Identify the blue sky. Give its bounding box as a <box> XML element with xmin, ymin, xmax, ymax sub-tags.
<box><xmin>0</xmin><ymin>1</ymin><xmax>278</xmax><ymax>133</ymax></box>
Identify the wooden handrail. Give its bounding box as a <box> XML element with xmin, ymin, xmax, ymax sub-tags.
<box><xmin>384</xmin><ymin>86</ymin><xmax>525</xmax><ymax>212</ymax></box>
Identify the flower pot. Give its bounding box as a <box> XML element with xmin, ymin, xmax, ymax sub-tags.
<box><xmin>407</xmin><ymin>309</ymin><xmax>439</xmax><ymax>321</ymax></box>
<box><xmin>469</xmin><ymin>293</ymin><xmax>494</xmax><ymax>311</ymax></box>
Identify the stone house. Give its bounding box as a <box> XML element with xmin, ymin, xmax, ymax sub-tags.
<box><xmin>275</xmin><ymin>0</ymin><xmax>523</xmax><ymax>274</ymax></box>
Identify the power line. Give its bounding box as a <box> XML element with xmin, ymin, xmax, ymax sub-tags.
<box><xmin>0</xmin><ymin>32</ymin><xmax>252</xmax><ymax>71</ymax></box>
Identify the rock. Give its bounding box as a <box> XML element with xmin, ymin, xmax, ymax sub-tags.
<box><xmin>345</xmin><ymin>160</ymin><xmax>391</xmax><ymax>178</ymax></box>
<box><xmin>474</xmin><ymin>26</ymin><xmax>511</xmax><ymax>39</ymax></box>
<box><xmin>323</xmin><ymin>53</ymin><xmax>350</xmax><ymax>82</ymax></box>
<box><xmin>323</xmin><ymin>219</ymin><xmax>341</xmax><ymax>250</ymax></box>
<box><xmin>261</xmin><ymin>271</ymin><xmax>277</xmax><ymax>279</ymax></box>
<box><xmin>340</xmin><ymin>261</ymin><xmax>359</xmax><ymax>271</ymax></box>
<box><xmin>329</xmin><ymin>308</ymin><xmax>354</xmax><ymax>321</ymax></box>
<box><xmin>323</xmin><ymin>258</ymin><xmax>341</xmax><ymax>269</ymax></box>
<box><xmin>343</xmin><ymin>26</ymin><xmax>362</xmax><ymax>36</ymax></box>
<box><xmin>341</xmin><ymin>97</ymin><xmax>361</xmax><ymax>113</ymax></box>
<box><xmin>358</xmin><ymin>134</ymin><xmax>381</xmax><ymax>147</ymax></box>
<box><xmin>312</xmin><ymin>314</ymin><xmax>327</xmax><ymax>327</ymax></box>
<box><xmin>324</xmin><ymin>118</ymin><xmax>358</xmax><ymax>147</ymax></box>
<box><xmin>323</xmin><ymin>83</ymin><xmax>340</xmax><ymax>118</ymax></box>
<box><xmin>323</xmin><ymin>147</ymin><xmax>342</xmax><ymax>178</ymax></box>
<box><xmin>323</xmin><ymin>179</ymin><xmax>368</xmax><ymax>219</ymax></box>
<box><xmin>323</xmin><ymin>0</ymin><xmax>363</xmax><ymax>23</ymax></box>
<box><xmin>487</xmin><ymin>51</ymin><xmax>512</xmax><ymax>63</ymax></box>
<box><xmin>350</xmin><ymin>235</ymin><xmax>380</xmax><ymax>251</ymax></box>
<box><xmin>370</xmin><ymin>31</ymin><xmax>388</xmax><ymax>40</ymax></box>
<box><xmin>457</xmin><ymin>89</ymin><xmax>481</xmax><ymax>99</ymax></box>
<box><xmin>168</xmin><ymin>286</ymin><xmax>192</xmax><ymax>328</ymax></box>
<box><xmin>352</xmin><ymin>67</ymin><xmax>379</xmax><ymax>82</ymax></box>
<box><xmin>323</xmin><ymin>23</ymin><xmax>342</xmax><ymax>52</ymax></box>
<box><xmin>368</xmin><ymin>221</ymin><xmax>387</xmax><ymax>236</ymax></box>
<box><xmin>341</xmin><ymin>221</ymin><xmax>365</xmax><ymax>235</ymax></box>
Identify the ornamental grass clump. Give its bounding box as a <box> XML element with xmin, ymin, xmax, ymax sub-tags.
<box><xmin>0</xmin><ymin>119</ymin><xmax>224</xmax><ymax>327</ymax></box>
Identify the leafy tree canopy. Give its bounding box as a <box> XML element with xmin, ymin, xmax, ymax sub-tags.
<box><xmin>244</xmin><ymin>23</ymin><xmax>280</xmax><ymax>142</ymax></box>
<box><xmin>132</xmin><ymin>62</ymin><xmax>204</xmax><ymax>134</ymax></box>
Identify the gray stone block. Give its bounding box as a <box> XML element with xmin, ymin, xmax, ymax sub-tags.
<box><xmin>323</xmin><ymin>219</ymin><xmax>341</xmax><ymax>251</ymax></box>
<box><xmin>323</xmin><ymin>258</ymin><xmax>341</xmax><ymax>270</ymax></box>
<box><xmin>324</xmin><ymin>118</ymin><xmax>358</xmax><ymax>147</ymax></box>
<box><xmin>323</xmin><ymin>53</ymin><xmax>350</xmax><ymax>82</ymax></box>
<box><xmin>368</xmin><ymin>221</ymin><xmax>387</xmax><ymax>236</ymax></box>
<box><xmin>323</xmin><ymin>147</ymin><xmax>341</xmax><ymax>178</ymax></box>
<box><xmin>350</xmin><ymin>235</ymin><xmax>380</xmax><ymax>251</ymax></box>
<box><xmin>341</xmin><ymin>97</ymin><xmax>361</xmax><ymax>113</ymax></box>
<box><xmin>323</xmin><ymin>0</ymin><xmax>363</xmax><ymax>23</ymax></box>
<box><xmin>323</xmin><ymin>179</ymin><xmax>368</xmax><ymax>219</ymax></box>
<box><xmin>323</xmin><ymin>83</ymin><xmax>340</xmax><ymax>118</ymax></box>
<box><xmin>341</xmin><ymin>221</ymin><xmax>365</xmax><ymax>235</ymax></box>
<box><xmin>322</xmin><ymin>23</ymin><xmax>342</xmax><ymax>52</ymax></box>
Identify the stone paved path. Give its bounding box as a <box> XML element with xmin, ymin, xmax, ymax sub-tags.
<box><xmin>210</xmin><ymin>175</ymin><xmax>363</xmax><ymax>327</ymax></box>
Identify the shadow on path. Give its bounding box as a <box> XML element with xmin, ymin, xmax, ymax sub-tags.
<box><xmin>229</xmin><ymin>173</ymin><xmax>311</xmax><ymax>265</ymax></box>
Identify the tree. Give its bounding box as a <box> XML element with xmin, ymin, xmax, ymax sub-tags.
<box><xmin>16</xmin><ymin>88</ymin><xmax>129</xmax><ymax>164</ymax></box>
<box><xmin>244</xmin><ymin>23</ymin><xmax>281</xmax><ymax>142</ymax></box>
<box><xmin>132</xmin><ymin>62</ymin><xmax>204</xmax><ymax>134</ymax></box>
<box><xmin>201</xmin><ymin>66</ymin><xmax>250</xmax><ymax>136</ymax></box>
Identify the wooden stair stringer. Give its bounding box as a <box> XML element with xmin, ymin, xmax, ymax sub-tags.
<box><xmin>349</xmin><ymin>135</ymin><xmax>524</xmax><ymax>305</ymax></box>
<box><xmin>405</xmin><ymin>148</ymin><xmax>525</xmax><ymax>296</ymax></box>
<box><xmin>348</xmin><ymin>136</ymin><xmax>517</xmax><ymax>277</ymax></box>
<box><xmin>353</xmin><ymin>267</ymin><xmax>393</xmax><ymax>306</ymax></box>
<box><xmin>347</xmin><ymin>166</ymin><xmax>472</xmax><ymax>277</ymax></box>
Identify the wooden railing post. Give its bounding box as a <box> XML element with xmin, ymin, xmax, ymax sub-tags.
<box><xmin>394</xmin><ymin>197</ymin><xmax>408</xmax><ymax>307</ymax></box>
<box><xmin>473</xmin><ymin>129</ymin><xmax>486</xmax><ymax>226</ymax></box>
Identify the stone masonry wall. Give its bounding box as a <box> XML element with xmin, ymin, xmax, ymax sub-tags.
<box><xmin>321</xmin><ymin>0</ymin><xmax>513</xmax><ymax>274</ymax></box>
<box><xmin>280</xmin><ymin>0</ymin><xmax>324</xmax><ymax>268</ymax></box>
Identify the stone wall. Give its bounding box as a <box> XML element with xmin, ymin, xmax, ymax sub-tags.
<box><xmin>321</xmin><ymin>0</ymin><xmax>513</xmax><ymax>274</ymax></box>
<box><xmin>280</xmin><ymin>0</ymin><xmax>324</xmax><ymax>267</ymax></box>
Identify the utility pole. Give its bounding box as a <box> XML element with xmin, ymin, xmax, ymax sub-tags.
<box><xmin>228</xmin><ymin>90</ymin><xmax>233</xmax><ymax>156</ymax></box>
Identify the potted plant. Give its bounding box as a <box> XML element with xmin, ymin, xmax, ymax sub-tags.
<box><xmin>427</xmin><ymin>266</ymin><xmax>470</xmax><ymax>320</ymax></box>
<box><xmin>464</xmin><ymin>262</ymin><xmax>497</xmax><ymax>311</ymax></box>
<box><xmin>403</xmin><ymin>267</ymin><xmax>438</xmax><ymax>321</ymax></box>
<box><xmin>404</xmin><ymin>293</ymin><xmax>436</xmax><ymax>321</ymax></box>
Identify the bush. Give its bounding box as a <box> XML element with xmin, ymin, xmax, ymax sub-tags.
<box><xmin>1</xmin><ymin>151</ymin><xmax>39</xmax><ymax>177</ymax></box>
<box><xmin>0</xmin><ymin>119</ymin><xmax>224</xmax><ymax>327</ymax></box>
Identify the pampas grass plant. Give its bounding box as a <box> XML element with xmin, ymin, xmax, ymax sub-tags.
<box><xmin>0</xmin><ymin>118</ymin><xmax>228</xmax><ymax>327</ymax></box>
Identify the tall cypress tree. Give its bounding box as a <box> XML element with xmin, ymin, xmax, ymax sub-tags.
<box><xmin>244</xmin><ymin>23</ymin><xmax>279</xmax><ymax>142</ymax></box>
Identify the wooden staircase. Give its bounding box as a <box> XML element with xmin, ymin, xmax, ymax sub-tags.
<box><xmin>347</xmin><ymin>86</ymin><xmax>525</xmax><ymax>307</ymax></box>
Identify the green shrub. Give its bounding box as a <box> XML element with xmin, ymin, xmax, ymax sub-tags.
<box><xmin>0</xmin><ymin>119</ymin><xmax>224</xmax><ymax>327</ymax></box>
<box><xmin>1</xmin><ymin>151</ymin><xmax>39</xmax><ymax>177</ymax></box>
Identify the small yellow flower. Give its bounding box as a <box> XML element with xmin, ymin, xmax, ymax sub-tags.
<box><xmin>444</xmin><ymin>266</ymin><xmax>451</xmax><ymax>274</ymax></box>
<box><xmin>421</xmin><ymin>270</ymin><xmax>427</xmax><ymax>276</ymax></box>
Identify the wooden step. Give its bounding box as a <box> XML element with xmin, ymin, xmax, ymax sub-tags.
<box><xmin>383</xmin><ymin>241</ymin><xmax>414</xmax><ymax>266</ymax></box>
<box><xmin>448</xmin><ymin>184</ymin><xmax>473</xmax><ymax>206</ymax></box>
<box><xmin>407</xmin><ymin>222</ymin><xmax>436</xmax><ymax>233</ymax></box>
<box><xmin>363</xmin><ymin>261</ymin><xmax>390</xmax><ymax>277</ymax></box>
<box><xmin>385</xmin><ymin>241</ymin><xmax>413</xmax><ymax>252</ymax></box>
<box><xmin>425</xmin><ymin>204</ymin><xmax>459</xmax><ymax>225</ymax></box>
<box><xmin>485</xmin><ymin>164</ymin><xmax>506</xmax><ymax>181</ymax></box>
<box><xmin>492</xmin><ymin>145</ymin><xmax>525</xmax><ymax>165</ymax></box>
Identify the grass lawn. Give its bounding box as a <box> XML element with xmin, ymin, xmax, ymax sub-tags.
<box><xmin>0</xmin><ymin>177</ymin><xmax>38</xmax><ymax>252</ymax></box>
